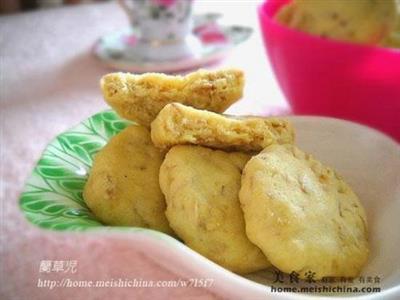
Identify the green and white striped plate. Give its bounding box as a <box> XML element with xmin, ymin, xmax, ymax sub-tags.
<box><xmin>19</xmin><ymin>110</ymin><xmax>133</xmax><ymax>231</ymax></box>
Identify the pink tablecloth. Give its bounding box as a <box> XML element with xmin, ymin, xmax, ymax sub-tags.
<box><xmin>0</xmin><ymin>1</ymin><xmax>287</xmax><ymax>299</ymax></box>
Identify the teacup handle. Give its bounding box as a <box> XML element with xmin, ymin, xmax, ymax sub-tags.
<box><xmin>117</xmin><ymin>0</ymin><xmax>139</xmax><ymax>26</ymax></box>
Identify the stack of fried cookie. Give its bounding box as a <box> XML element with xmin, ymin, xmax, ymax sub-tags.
<box><xmin>83</xmin><ymin>69</ymin><xmax>369</xmax><ymax>279</ymax></box>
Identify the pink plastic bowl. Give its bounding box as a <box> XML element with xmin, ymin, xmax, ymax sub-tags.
<box><xmin>259</xmin><ymin>0</ymin><xmax>400</xmax><ymax>141</ymax></box>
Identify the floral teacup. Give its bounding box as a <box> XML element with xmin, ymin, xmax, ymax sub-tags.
<box><xmin>118</xmin><ymin>0</ymin><xmax>199</xmax><ymax>61</ymax></box>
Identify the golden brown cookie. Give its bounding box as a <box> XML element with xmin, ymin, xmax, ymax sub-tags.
<box><xmin>275</xmin><ymin>2</ymin><xmax>295</xmax><ymax>25</ymax></box>
<box><xmin>160</xmin><ymin>145</ymin><xmax>270</xmax><ymax>274</ymax></box>
<box><xmin>101</xmin><ymin>69</ymin><xmax>244</xmax><ymax>127</ymax></box>
<box><xmin>151</xmin><ymin>103</ymin><xmax>294</xmax><ymax>152</ymax></box>
<box><xmin>83</xmin><ymin>125</ymin><xmax>173</xmax><ymax>234</ymax></box>
<box><xmin>239</xmin><ymin>144</ymin><xmax>369</xmax><ymax>279</ymax></box>
<box><xmin>381</xmin><ymin>16</ymin><xmax>400</xmax><ymax>48</ymax></box>
<box><xmin>275</xmin><ymin>0</ymin><xmax>397</xmax><ymax>45</ymax></box>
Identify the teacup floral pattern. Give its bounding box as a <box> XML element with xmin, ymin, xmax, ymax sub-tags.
<box><xmin>94</xmin><ymin>13</ymin><xmax>252</xmax><ymax>72</ymax></box>
<box><xmin>120</xmin><ymin>0</ymin><xmax>193</xmax><ymax>42</ymax></box>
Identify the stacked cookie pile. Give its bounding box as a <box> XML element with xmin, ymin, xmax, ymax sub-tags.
<box><xmin>84</xmin><ymin>69</ymin><xmax>369</xmax><ymax>280</ymax></box>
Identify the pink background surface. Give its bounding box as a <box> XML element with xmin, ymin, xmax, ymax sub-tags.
<box><xmin>0</xmin><ymin>1</ymin><xmax>287</xmax><ymax>299</ymax></box>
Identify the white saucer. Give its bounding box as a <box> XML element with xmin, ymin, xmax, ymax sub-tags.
<box><xmin>93</xmin><ymin>13</ymin><xmax>252</xmax><ymax>73</ymax></box>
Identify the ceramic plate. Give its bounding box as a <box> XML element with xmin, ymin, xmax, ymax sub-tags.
<box><xmin>93</xmin><ymin>13</ymin><xmax>252</xmax><ymax>72</ymax></box>
<box><xmin>19</xmin><ymin>111</ymin><xmax>400</xmax><ymax>299</ymax></box>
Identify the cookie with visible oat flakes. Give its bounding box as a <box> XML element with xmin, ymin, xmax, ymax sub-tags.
<box><xmin>276</xmin><ymin>0</ymin><xmax>397</xmax><ymax>45</ymax></box>
<box><xmin>159</xmin><ymin>145</ymin><xmax>270</xmax><ymax>274</ymax></box>
<box><xmin>151</xmin><ymin>103</ymin><xmax>294</xmax><ymax>152</ymax></box>
<box><xmin>101</xmin><ymin>69</ymin><xmax>244</xmax><ymax>127</ymax></box>
<box><xmin>83</xmin><ymin>125</ymin><xmax>173</xmax><ymax>235</ymax></box>
<box><xmin>239</xmin><ymin>144</ymin><xmax>369</xmax><ymax>279</ymax></box>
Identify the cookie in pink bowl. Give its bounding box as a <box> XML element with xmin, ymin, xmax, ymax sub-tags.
<box><xmin>258</xmin><ymin>0</ymin><xmax>400</xmax><ymax>142</ymax></box>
